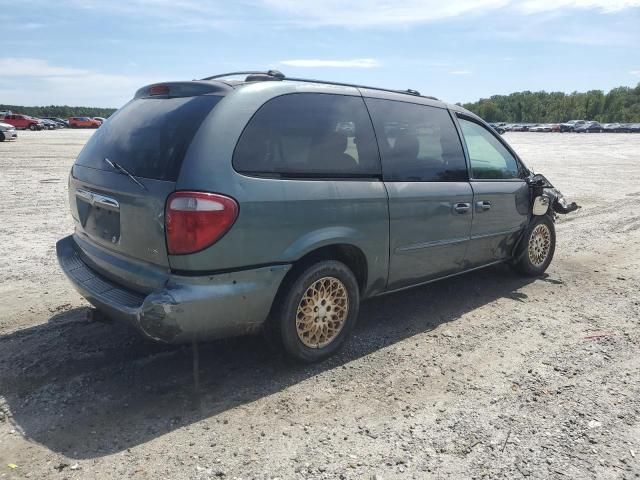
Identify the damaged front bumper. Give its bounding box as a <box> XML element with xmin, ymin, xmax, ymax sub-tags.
<box><xmin>56</xmin><ymin>235</ymin><xmax>291</xmax><ymax>343</ymax></box>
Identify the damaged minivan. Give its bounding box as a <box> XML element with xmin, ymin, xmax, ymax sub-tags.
<box><xmin>56</xmin><ymin>71</ymin><xmax>579</xmax><ymax>362</ymax></box>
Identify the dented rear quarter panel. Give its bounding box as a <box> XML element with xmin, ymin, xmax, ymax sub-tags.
<box><xmin>137</xmin><ymin>264</ymin><xmax>291</xmax><ymax>342</ymax></box>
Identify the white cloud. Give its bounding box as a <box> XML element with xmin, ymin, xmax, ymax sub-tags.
<box><xmin>262</xmin><ymin>0</ymin><xmax>640</xmax><ymax>27</ymax></box>
<box><xmin>26</xmin><ymin>0</ymin><xmax>640</xmax><ymax>30</ymax></box>
<box><xmin>0</xmin><ymin>58</ymin><xmax>89</xmax><ymax>77</ymax></box>
<box><xmin>19</xmin><ymin>22</ymin><xmax>45</xmax><ymax>30</ymax></box>
<box><xmin>518</xmin><ymin>0</ymin><xmax>640</xmax><ymax>14</ymax></box>
<box><xmin>263</xmin><ymin>0</ymin><xmax>508</xmax><ymax>27</ymax></box>
<box><xmin>631</xmin><ymin>70</ymin><xmax>640</xmax><ymax>76</ymax></box>
<box><xmin>449</xmin><ymin>70</ymin><xmax>472</xmax><ymax>75</ymax></box>
<box><xmin>0</xmin><ymin>58</ymin><xmax>152</xmax><ymax>107</ymax></box>
<box><xmin>280</xmin><ymin>58</ymin><xmax>380</xmax><ymax>68</ymax></box>
<box><xmin>60</xmin><ymin>0</ymin><xmax>246</xmax><ymax>31</ymax></box>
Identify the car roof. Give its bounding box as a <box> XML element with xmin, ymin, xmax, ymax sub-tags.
<box><xmin>137</xmin><ymin>71</ymin><xmax>479</xmax><ymax>118</ymax></box>
<box><xmin>228</xmin><ymin>78</ymin><xmax>478</xmax><ymax>118</ymax></box>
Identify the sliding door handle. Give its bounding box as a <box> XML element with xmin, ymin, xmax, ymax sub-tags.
<box><xmin>476</xmin><ymin>200</ymin><xmax>492</xmax><ymax>211</ymax></box>
<box><xmin>453</xmin><ymin>202</ymin><xmax>471</xmax><ymax>214</ymax></box>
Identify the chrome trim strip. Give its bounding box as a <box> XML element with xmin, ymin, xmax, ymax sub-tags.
<box><xmin>396</xmin><ymin>236</ymin><xmax>469</xmax><ymax>253</ymax></box>
<box><xmin>76</xmin><ymin>189</ymin><xmax>120</xmax><ymax>212</ymax></box>
<box><xmin>470</xmin><ymin>227</ymin><xmax>522</xmax><ymax>240</ymax></box>
<box><xmin>396</xmin><ymin>226</ymin><xmax>523</xmax><ymax>253</ymax></box>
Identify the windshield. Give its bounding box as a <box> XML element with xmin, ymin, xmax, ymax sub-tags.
<box><xmin>75</xmin><ymin>95</ymin><xmax>222</xmax><ymax>181</ymax></box>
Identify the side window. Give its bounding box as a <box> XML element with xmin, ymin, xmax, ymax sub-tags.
<box><xmin>458</xmin><ymin>118</ymin><xmax>520</xmax><ymax>180</ymax></box>
<box><xmin>365</xmin><ymin>98</ymin><xmax>468</xmax><ymax>182</ymax></box>
<box><xmin>233</xmin><ymin>93</ymin><xmax>380</xmax><ymax>177</ymax></box>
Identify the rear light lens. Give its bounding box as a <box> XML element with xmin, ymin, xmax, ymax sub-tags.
<box><xmin>165</xmin><ymin>192</ymin><xmax>238</xmax><ymax>255</ymax></box>
<box><xmin>149</xmin><ymin>84</ymin><xmax>170</xmax><ymax>96</ymax></box>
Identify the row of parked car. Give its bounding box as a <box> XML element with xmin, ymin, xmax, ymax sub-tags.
<box><xmin>490</xmin><ymin>120</ymin><xmax>640</xmax><ymax>134</ymax></box>
<box><xmin>0</xmin><ymin>111</ymin><xmax>106</xmax><ymax>137</ymax></box>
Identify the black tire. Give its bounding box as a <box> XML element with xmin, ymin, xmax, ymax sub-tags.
<box><xmin>0</xmin><ymin>132</ymin><xmax>5</xmax><ymax>142</ymax></box>
<box><xmin>267</xmin><ymin>260</ymin><xmax>360</xmax><ymax>363</ymax></box>
<box><xmin>29</xmin><ymin>124</ymin><xmax>36</xmax><ymax>131</ymax></box>
<box><xmin>512</xmin><ymin>215</ymin><xmax>556</xmax><ymax>276</ymax></box>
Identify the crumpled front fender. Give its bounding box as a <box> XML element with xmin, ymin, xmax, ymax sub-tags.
<box><xmin>527</xmin><ymin>174</ymin><xmax>580</xmax><ymax>216</ymax></box>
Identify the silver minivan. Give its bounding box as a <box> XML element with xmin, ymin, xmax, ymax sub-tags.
<box><xmin>57</xmin><ymin>71</ymin><xmax>578</xmax><ymax>362</ymax></box>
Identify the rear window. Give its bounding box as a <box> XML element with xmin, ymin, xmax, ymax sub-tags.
<box><xmin>76</xmin><ymin>95</ymin><xmax>222</xmax><ymax>181</ymax></box>
<box><xmin>233</xmin><ymin>93</ymin><xmax>380</xmax><ymax>178</ymax></box>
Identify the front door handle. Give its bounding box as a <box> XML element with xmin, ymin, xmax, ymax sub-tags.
<box><xmin>453</xmin><ymin>202</ymin><xmax>471</xmax><ymax>214</ymax></box>
<box><xmin>476</xmin><ymin>200</ymin><xmax>492</xmax><ymax>212</ymax></box>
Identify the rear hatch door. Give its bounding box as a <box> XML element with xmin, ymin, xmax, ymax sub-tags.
<box><xmin>70</xmin><ymin>90</ymin><xmax>224</xmax><ymax>268</ymax></box>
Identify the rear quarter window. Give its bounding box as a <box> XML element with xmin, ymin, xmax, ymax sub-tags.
<box><xmin>233</xmin><ymin>93</ymin><xmax>380</xmax><ymax>178</ymax></box>
<box><xmin>75</xmin><ymin>95</ymin><xmax>222</xmax><ymax>181</ymax></box>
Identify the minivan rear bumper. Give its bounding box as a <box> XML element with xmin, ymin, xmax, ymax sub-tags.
<box><xmin>56</xmin><ymin>235</ymin><xmax>290</xmax><ymax>343</ymax></box>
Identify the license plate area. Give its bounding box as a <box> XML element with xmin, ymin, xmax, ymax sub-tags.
<box><xmin>76</xmin><ymin>189</ymin><xmax>121</xmax><ymax>244</ymax></box>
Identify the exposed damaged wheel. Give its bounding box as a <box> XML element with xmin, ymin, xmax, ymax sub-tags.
<box><xmin>512</xmin><ymin>215</ymin><xmax>556</xmax><ymax>276</ymax></box>
<box><xmin>268</xmin><ymin>260</ymin><xmax>359</xmax><ymax>363</ymax></box>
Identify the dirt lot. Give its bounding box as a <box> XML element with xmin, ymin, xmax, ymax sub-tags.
<box><xmin>0</xmin><ymin>130</ymin><xmax>639</xmax><ymax>479</ymax></box>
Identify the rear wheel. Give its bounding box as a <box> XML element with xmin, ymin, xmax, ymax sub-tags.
<box><xmin>512</xmin><ymin>216</ymin><xmax>556</xmax><ymax>276</ymax></box>
<box><xmin>268</xmin><ymin>260</ymin><xmax>360</xmax><ymax>363</ymax></box>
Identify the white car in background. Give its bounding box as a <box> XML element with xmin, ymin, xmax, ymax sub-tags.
<box><xmin>529</xmin><ymin>124</ymin><xmax>552</xmax><ymax>132</ymax></box>
<box><xmin>0</xmin><ymin>122</ymin><xmax>18</xmax><ymax>141</ymax></box>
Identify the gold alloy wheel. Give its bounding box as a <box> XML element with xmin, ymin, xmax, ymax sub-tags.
<box><xmin>296</xmin><ymin>277</ymin><xmax>349</xmax><ymax>349</ymax></box>
<box><xmin>528</xmin><ymin>224</ymin><xmax>551</xmax><ymax>267</ymax></box>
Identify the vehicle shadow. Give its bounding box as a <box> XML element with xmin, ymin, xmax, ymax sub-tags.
<box><xmin>0</xmin><ymin>264</ymin><xmax>537</xmax><ymax>459</ymax></box>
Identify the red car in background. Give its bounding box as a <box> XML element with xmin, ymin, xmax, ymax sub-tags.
<box><xmin>68</xmin><ymin>117</ymin><xmax>101</xmax><ymax>128</ymax></box>
<box><xmin>0</xmin><ymin>114</ymin><xmax>43</xmax><ymax>130</ymax></box>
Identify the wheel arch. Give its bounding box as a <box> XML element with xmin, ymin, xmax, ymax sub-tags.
<box><xmin>285</xmin><ymin>243</ymin><xmax>369</xmax><ymax>295</ymax></box>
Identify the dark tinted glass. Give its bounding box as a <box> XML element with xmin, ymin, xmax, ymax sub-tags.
<box><xmin>233</xmin><ymin>93</ymin><xmax>380</xmax><ymax>177</ymax></box>
<box><xmin>365</xmin><ymin>98</ymin><xmax>468</xmax><ymax>182</ymax></box>
<box><xmin>458</xmin><ymin>118</ymin><xmax>519</xmax><ymax>179</ymax></box>
<box><xmin>76</xmin><ymin>95</ymin><xmax>221</xmax><ymax>181</ymax></box>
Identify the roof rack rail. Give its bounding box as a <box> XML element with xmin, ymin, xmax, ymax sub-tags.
<box><xmin>283</xmin><ymin>76</ymin><xmax>436</xmax><ymax>100</ymax></box>
<box><xmin>199</xmin><ymin>70</ymin><xmax>438</xmax><ymax>100</ymax></box>
<box><xmin>201</xmin><ymin>70</ymin><xmax>285</xmax><ymax>81</ymax></box>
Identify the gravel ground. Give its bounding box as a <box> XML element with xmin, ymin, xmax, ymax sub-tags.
<box><xmin>0</xmin><ymin>130</ymin><xmax>639</xmax><ymax>479</ymax></box>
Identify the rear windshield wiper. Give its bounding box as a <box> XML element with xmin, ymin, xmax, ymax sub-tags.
<box><xmin>104</xmin><ymin>158</ymin><xmax>147</xmax><ymax>191</ymax></box>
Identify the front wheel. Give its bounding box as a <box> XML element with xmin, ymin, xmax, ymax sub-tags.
<box><xmin>511</xmin><ymin>216</ymin><xmax>556</xmax><ymax>276</ymax></box>
<box><xmin>268</xmin><ymin>260</ymin><xmax>360</xmax><ymax>363</ymax></box>
<box><xmin>29</xmin><ymin>124</ymin><xmax>36</xmax><ymax>131</ymax></box>
<box><xmin>0</xmin><ymin>132</ymin><xmax>5</xmax><ymax>142</ymax></box>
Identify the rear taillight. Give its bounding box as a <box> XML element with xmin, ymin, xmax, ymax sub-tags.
<box><xmin>165</xmin><ymin>192</ymin><xmax>238</xmax><ymax>255</ymax></box>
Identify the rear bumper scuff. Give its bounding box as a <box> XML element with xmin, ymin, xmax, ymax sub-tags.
<box><xmin>56</xmin><ymin>235</ymin><xmax>290</xmax><ymax>343</ymax></box>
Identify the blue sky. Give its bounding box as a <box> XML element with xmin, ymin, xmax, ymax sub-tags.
<box><xmin>1</xmin><ymin>0</ymin><xmax>639</xmax><ymax>107</ymax></box>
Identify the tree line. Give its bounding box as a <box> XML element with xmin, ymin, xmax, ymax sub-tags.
<box><xmin>4</xmin><ymin>83</ymin><xmax>640</xmax><ymax>124</ymax></box>
<box><xmin>0</xmin><ymin>104</ymin><xmax>117</xmax><ymax>119</ymax></box>
<box><xmin>461</xmin><ymin>83</ymin><xmax>640</xmax><ymax>123</ymax></box>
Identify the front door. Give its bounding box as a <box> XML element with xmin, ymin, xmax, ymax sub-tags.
<box><xmin>365</xmin><ymin>97</ymin><xmax>473</xmax><ymax>290</ymax></box>
<box><xmin>456</xmin><ymin>116</ymin><xmax>529</xmax><ymax>267</ymax></box>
